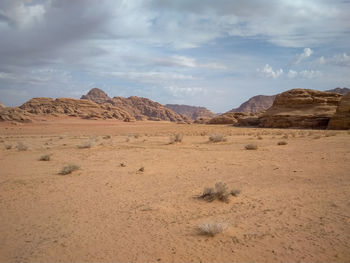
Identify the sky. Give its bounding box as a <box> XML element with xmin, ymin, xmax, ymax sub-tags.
<box><xmin>0</xmin><ymin>0</ymin><xmax>349</xmax><ymax>112</ymax></box>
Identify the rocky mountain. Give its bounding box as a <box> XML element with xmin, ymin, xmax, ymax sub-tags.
<box><xmin>328</xmin><ymin>92</ymin><xmax>350</xmax><ymax>129</ymax></box>
<box><xmin>229</xmin><ymin>95</ymin><xmax>276</xmax><ymax>113</ymax></box>
<box><xmin>81</xmin><ymin>88</ymin><xmax>112</xmax><ymax>104</ymax></box>
<box><xmin>0</xmin><ymin>102</ymin><xmax>5</xmax><ymax>108</ymax></box>
<box><xmin>326</xmin><ymin>87</ymin><xmax>350</xmax><ymax>95</ymax></box>
<box><xmin>0</xmin><ymin>106</ymin><xmax>33</xmax><ymax>122</ymax></box>
<box><xmin>80</xmin><ymin>88</ymin><xmax>191</xmax><ymax>123</ymax></box>
<box><xmin>259</xmin><ymin>89</ymin><xmax>342</xmax><ymax>129</ymax></box>
<box><xmin>165</xmin><ymin>104</ymin><xmax>216</xmax><ymax>120</ymax></box>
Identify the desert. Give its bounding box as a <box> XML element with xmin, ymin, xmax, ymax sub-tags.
<box><xmin>1</xmin><ymin>116</ymin><xmax>350</xmax><ymax>262</ymax></box>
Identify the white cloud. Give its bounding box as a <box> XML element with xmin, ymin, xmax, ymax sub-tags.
<box><xmin>165</xmin><ymin>86</ymin><xmax>204</xmax><ymax>97</ymax></box>
<box><xmin>299</xmin><ymin>70</ymin><xmax>322</xmax><ymax>79</ymax></box>
<box><xmin>292</xmin><ymin>48</ymin><xmax>313</xmax><ymax>65</ymax></box>
<box><xmin>257</xmin><ymin>64</ymin><xmax>283</xmax><ymax>79</ymax></box>
<box><xmin>287</xmin><ymin>70</ymin><xmax>298</xmax><ymax>78</ymax></box>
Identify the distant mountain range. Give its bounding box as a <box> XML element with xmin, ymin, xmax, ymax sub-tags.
<box><xmin>165</xmin><ymin>104</ymin><xmax>216</xmax><ymax>120</ymax></box>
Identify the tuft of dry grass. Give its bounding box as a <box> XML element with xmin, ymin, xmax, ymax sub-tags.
<box><xmin>257</xmin><ymin>136</ymin><xmax>263</xmax><ymax>140</ymax></box>
<box><xmin>120</xmin><ymin>162</ymin><xmax>126</xmax><ymax>167</ymax></box>
<box><xmin>103</xmin><ymin>135</ymin><xmax>111</xmax><ymax>139</ymax></box>
<box><xmin>313</xmin><ymin>135</ymin><xmax>321</xmax><ymax>139</ymax></box>
<box><xmin>209</xmin><ymin>134</ymin><xmax>227</xmax><ymax>143</ymax></box>
<box><xmin>197</xmin><ymin>222</ymin><xmax>227</xmax><ymax>236</ymax></box>
<box><xmin>77</xmin><ymin>137</ymin><xmax>97</xmax><ymax>149</ymax></box>
<box><xmin>277</xmin><ymin>141</ymin><xmax>288</xmax><ymax>145</ymax></box>
<box><xmin>169</xmin><ymin>133</ymin><xmax>183</xmax><ymax>144</ymax></box>
<box><xmin>59</xmin><ymin>164</ymin><xmax>79</xmax><ymax>175</ymax></box>
<box><xmin>199</xmin><ymin>182</ymin><xmax>239</xmax><ymax>202</ymax></box>
<box><xmin>39</xmin><ymin>154</ymin><xmax>51</xmax><ymax>161</ymax></box>
<box><xmin>138</xmin><ymin>166</ymin><xmax>145</xmax><ymax>172</ymax></box>
<box><xmin>16</xmin><ymin>142</ymin><xmax>28</xmax><ymax>151</ymax></box>
<box><xmin>325</xmin><ymin>132</ymin><xmax>337</xmax><ymax>137</ymax></box>
<box><xmin>245</xmin><ymin>144</ymin><xmax>258</xmax><ymax>150</ymax></box>
<box><xmin>5</xmin><ymin>144</ymin><xmax>12</xmax><ymax>150</ymax></box>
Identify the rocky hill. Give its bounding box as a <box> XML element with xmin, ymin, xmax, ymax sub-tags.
<box><xmin>229</xmin><ymin>95</ymin><xmax>276</xmax><ymax>113</ymax></box>
<box><xmin>80</xmin><ymin>88</ymin><xmax>190</xmax><ymax>123</ymax></box>
<box><xmin>0</xmin><ymin>102</ymin><xmax>5</xmax><ymax>108</ymax></box>
<box><xmin>165</xmin><ymin>104</ymin><xmax>216</xmax><ymax>120</ymax></box>
<box><xmin>259</xmin><ymin>89</ymin><xmax>342</xmax><ymax>129</ymax></box>
<box><xmin>326</xmin><ymin>87</ymin><xmax>350</xmax><ymax>95</ymax></box>
<box><xmin>328</xmin><ymin>92</ymin><xmax>350</xmax><ymax>129</ymax></box>
<box><xmin>0</xmin><ymin>106</ymin><xmax>33</xmax><ymax>122</ymax></box>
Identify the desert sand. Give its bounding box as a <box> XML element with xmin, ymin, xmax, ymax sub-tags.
<box><xmin>0</xmin><ymin>118</ymin><xmax>349</xmax><ymax>262</ymax></box>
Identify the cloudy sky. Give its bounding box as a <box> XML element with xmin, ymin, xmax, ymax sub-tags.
<box><xmin>0</xmin><ymin>0</ymin><xmax>349</xmax><ymax>112</ymax></box>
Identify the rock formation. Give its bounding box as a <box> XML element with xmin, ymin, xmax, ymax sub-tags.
<box><xmin>80</xmin><ymin>88</ymin><xmax>191</xmax><ymax>123</ymax></box>
<box><xmin>259</xmin><ymin>89</ymin><xmax>342</xmax><ymax>129</ymax></box>
<box><xmin>165</xmin><ymin>104</ymin><xmax>216</xmax><ymax>121</ymax></box>
<box><xmin>229</xmin><ymin>95</ymin><xmax>276</xmax><ymax>113</ymax></box>
<box><xmin>0</xmin><ymin>107</ymin><xmax>33</xmax><ymax>122</ymax></box>
<box><xmin>207</xmin><ymin>112</ymin><xmax>249</xmax><ymax>124</ymax></box>
<box><xmin>328</xmin><ymin>92</ymin><xmax>350</xmax><ymax>130</ymax></box>
<box><xmin>19</xmin><ymin>97</ymin><xmax>132</xmax><ymax>121</ymax></box>
<box><xmin>0</xmin><ymin>102</ymin><xmax>5</xmax><ymax>108</ymax></box>
<box><xmin>81</xmin><ymin>88</ymin><xmax>112</xmax><ymax>104</ymax></box>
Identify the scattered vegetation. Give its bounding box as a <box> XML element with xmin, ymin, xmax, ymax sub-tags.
<box><xmin>59</xmin><ymin>164</ymin><xmax>80</xmax><ymax>175</ymax></box>
<box><xmin>39</xmin><ymin>154</ymin><xmax>51</xmax><ymax>161</ymax></box>
<box><xmin>257</xmin><ymin>136</ymin><xmax>263</xmax><ymax>140</ymax></box>
<box><xmin>134</xmin><ymin>134</ymin><xmax>140</xmax><ymax>139</ymax></box>
<box><xmin>277</xmin><ymin>141</ymin><xmax>288</xmax><ymax>145</ymax></box>
<box><xmin>282</xmin><ymin>134</ymin><xmax>289</xmax><ymax>139</ymax></box>
<box><xmin>199</xmin><ymin>182</ymin><xmax>240</xmax><ymax>203</ymax></box>
<box><xmin>209</xmin><ymin>133</ymin><xmax>227</xmax><ymax>143</ymax></box>
<box><xmin>16</xmin><ymin>142</ymin><xmax>28</xmax><ymax>151</ymax></box>
<box><xmin>138</xmin><ymin>166</ymin><xmax>145</xmax><ymax>172</ymax></box>
<box><xmin>245</xmin><ymin>144</ymin><xmax>258</xmax><ymax>150</ymax></box>
<box><xmin>169</xmin><ymin>133</ymin><xmax>183</xmax><ymax>144</ymax></box>
<box><xmin>197</xmin><ymin>222</ymin><xmax>227</xmax><ymax>237</ymax></box>
<box><xmin>120</xmin><ymin>162</ymin><xmax>126</xmax><ymax>167</ymax></box>
<box><xmin>325</xmin><ymin>132</ymin><xmax>337</xmax><ymax>137</ymax></box>
<box><xmin>313</xmin><ymin>135</ymin><xmax>321</xmax><ymax>139</ymax></box>
<box><xmin>103</xmin><ymin>135</ymin><xmax>111</xmax><ymax>139</ymax></box>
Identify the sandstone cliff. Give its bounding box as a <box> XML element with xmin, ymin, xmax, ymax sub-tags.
<box><xmin>0</xmin><ymin>107</ymin><xmax>33</xmax><ymax>122</ymax></box>
<box><xmin>81</xmin><ymin>88</ymin><xmax>112</xmax><ymax>104</ymax></box>
<box><xmin>328</xmin><ymin>92</ymin><xmax>350</xmax><ymax>130</ymax></box>
<box><xmin>259</xmin><ymin>89</ymin><xmax>342</xmax><ymax>129</ymax></box>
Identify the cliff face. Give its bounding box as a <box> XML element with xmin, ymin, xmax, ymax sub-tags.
<box><xmin>326</xmin><ymin>87</ymin><xmax>350</xmax><ymax>95</ymax></box>
<box><xmin>229</xmin><ymin>95</ymin><xmax>276</xmax><ymax>113</ymax></box>
<box><xmin>81</xmin><ymin>88</ymin><xmax>112</xmax><ymax>104</ymax></box>
<box><xmin>165</xmin><ymin>104</ymin><xmax>216</xmax><ymax>120</ymax></box>
<box><xmin>328</xmin><ymin>92</ymin><xmax>350</xmax><ymax>130</ymax></box>
<box><xmin>259</xmin><ymin>89</ymin><xmax>342</xmax><ymax>129</ymax></box>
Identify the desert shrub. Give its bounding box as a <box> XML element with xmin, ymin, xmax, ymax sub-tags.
<box><xmin>277</xmin><ymin>141</ymin><xmax>287</xmax><ymax>145</ymax></box>
<box><xmin>77</xmin><ymin>137</ymin><xmax>97</xmax><ymax>149</ymax></box>
<box><xmin>39</xmin><ymin>154</ymin><xmax>51</xmax><ymax>161</ymax></box>
<box><xmin>230</xmin><ymin>189</ymin><xmax>241</xmax><ymax>197</ymax></box>
<box><xmin>169</xmin><ymin>133</ymin><xmax>183</xmax><ymax>144</ymax></box>
<box><xmin>282</xmin><ymin>134</ymin><xmax>288</xmax><ymax>139</ymax></box>
<box><xmin>59</xmin><ymin>164</ymin><xmax>79</xmax><ymax>175</ymax></box>
<box><xmin>103</xmin><ymin>135</ymin><xmax>111</xmax><ymax>139</ymax></box>
<box><xmin>325</xmin><ymin>132</ymin><xmax>337</xmax><ymax>137</ymax></box>
<box><xmin>245</xmin><ymin>144</ymin><xmax>258</xmax><ymax>150</ymax></box>
<box><xmin>209</xmin><ymin>134</ymin><xmax>227</xmax><ymax>143</ymax></box>
<box><xmin>5</xmin><ymin>144</ymin><xmax>12</xmax><ymax>150</ymax></box>
<box><xmin>120</xmin><ymin>162</ymin><xmax>126</xmax><ymax>167</ymax></box>
<box><xmin>16</xmin><ymin>142</ymin><xmax>28</xmax><ymax>151</ymax></box>
<box><xmin>257</xmin><ymin>136</ymin><xmax>263</xmax><ymax>140</ymax></box>
<box><xmin>134</xmin><ymin>134</ymin><xmax>140</xmax><ymax>139</ymax></box>
<box><xmin>199</xmin><ymin>182</ymin><xmax>239</xmax><ymax>202</ymax></box>
<box><xmin>138</xmin><ymin>166</ymin><xmax>145</xmax><ymax>172</ymax></box>
<box><xmin>313</xmin><ymin>135</ymin><xmax>321</xmax><ymax>139</ymax></box>
<box><xmin>198</xmin><ymin>222</ymin><xmax>227</xmax><ymax>236</ymax></box>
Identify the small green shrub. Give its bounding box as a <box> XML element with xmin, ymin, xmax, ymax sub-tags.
<box><xmin>59</xmin><ymin>164</ymin><xmax>79</xmax><ymax>175</ymax></box>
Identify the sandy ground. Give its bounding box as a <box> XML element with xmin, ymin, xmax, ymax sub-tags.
<box><xmin>0</xmin><ymin>118</ymin><xmax>349</xmax><ymax>262</ymax></box>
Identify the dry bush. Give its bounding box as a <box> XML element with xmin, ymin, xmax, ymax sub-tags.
<box><xmin>103</xmin><ymin>135</ymin><xmax>111</xmax><ymax>139</ymax></box>
<box><xmin>39</xmin><ymin>154</ymin><xmax>51</xmax><ymax>161</ymax></box>
<box><xmin>313</xmin><ymin>135</ymin><xmax>321</xmax><ymax>139</ymax></box>
<box><xmin>138</xmin><ymin>166</ymin><xmax>145</xmax><ymax>172</ymax></box>
<box><xmin>77</xmin><ymin>137</ymin><xmax>97</xmax><ymax>149</ymax></box>
<box><xmin>134</xmin><ymin>134</ymin><xmax>140</xmax><ymax>139</ymax></box>
<box><xmin>199</xmin><ymin>182</ymin><xmax>239</xmax><ymax>202</ymax></box>
<box><xmin>245</xmin><ymin>144</ymin><xmax>258</xmax><ymax>150</ymax></box>
<box><xmin>198</xmin><ymin>222</ymin><xmax>227</xmax><ymax>236</ymax></box>
<box><xmin>5</xmin><ymin>144</ymin><xmax>12</xmax><ymax>150</ymax></box>
<box><xmin>282</xmin><ymin>134</ymin><xmax>288</xmax><ymax>139</ymax></box>
<box><xmin>169</xmin><ymin>133</ymin><xmax>183</xmax><ymax>144</ymax></box>
<box><xmin>16</xmin><ymin>142</ymin><xmax>28</xmax><ymax>151</ymax></box>
<box><xmin>120</xmin><ymin>162</ymin><xmax>126</xmax><ymax>167</ymax></box>
<box><xmin>209</xmin><ymin>134</ymin><xmax>227</xmax><ymax>143</ymax></box>
<box><xmin>325</xmin><ymin>132</ymin><xmax>337</xmax><ymax>137</ymax></box>
<box><xmin>257</xmin><ymin>136</ymin><xmax>263</xmax><ymax>140</ymax></box>
<box><xmin>59</xmin><ymin>164</ymin><xmax>79</xmax><ymax>175</ymax></box>
<box><xmin>277</xmin><ymin>141</ymin><xmax>287</xmax><ymax>145</ymax></box>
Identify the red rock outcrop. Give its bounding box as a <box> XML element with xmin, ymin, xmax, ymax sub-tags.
<box><xmin>328</xmin><ymin>92</ymin><xmax>350</xmax><ymax>130</ymax></box>
<box><xmin>326</xmin><ymin>87</ymin><xmax>350</xmax><ymax>95</ymax></box>
<box><xmin>259</xmin><ymin>89</ymin><xmax>342</xmax><ymax>129</ymax></box>
<box><xmin>207</xmin><ymin>112</ymin><xmax>249</xmax><ymax>124</ymax></box>
<box><xmin>165</xmin><ymin>104</ymin><xmax>216</xmax><ymax>121</ymax></box>
<box><xmin>0</xmin><ymin>107</ymin><xmax>33</xmax><ymax>122</ymax></box>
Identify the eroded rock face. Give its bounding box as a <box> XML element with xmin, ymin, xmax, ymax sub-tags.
<box><xmin>326</xmin><ymin>87</ymin><xmax>350</xmax><ymax>95</ymax></box>
<box><xmin>0</xmin><ymin>107</ymin><xmax>33</xmax><ymax>122</ymax></box>
<box><xmin>19</xmin><ymin>97</ymin><xmax>132</xmax><ymax>121</ymax></box>
<box><xmin>0</xmin><ymin>102</ymin><xmax>5</xmax><ymax>108</ymax></box>
<box><xmin>165</xmin><ymin>104</ymin><xmax>216</xmax><ymax>121</ymax></box>
<box><xmin>259</xmin><ymin>89</ymin><xmax>342</xmax><ymax>129</ymax></box>
<box><xmin>328</xmin><ymin>92</ymin><xmax>350</xmax><ymax>130</ymax></box>
<box><xmin>81</xmin><ymin>88</ymin><xmax>111</xmax><ymax>104</ymax></box>
<box><xmin>229</xmin><ymin>95</ymin><xmax>276</xmax><ymax>113</ymax></box>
